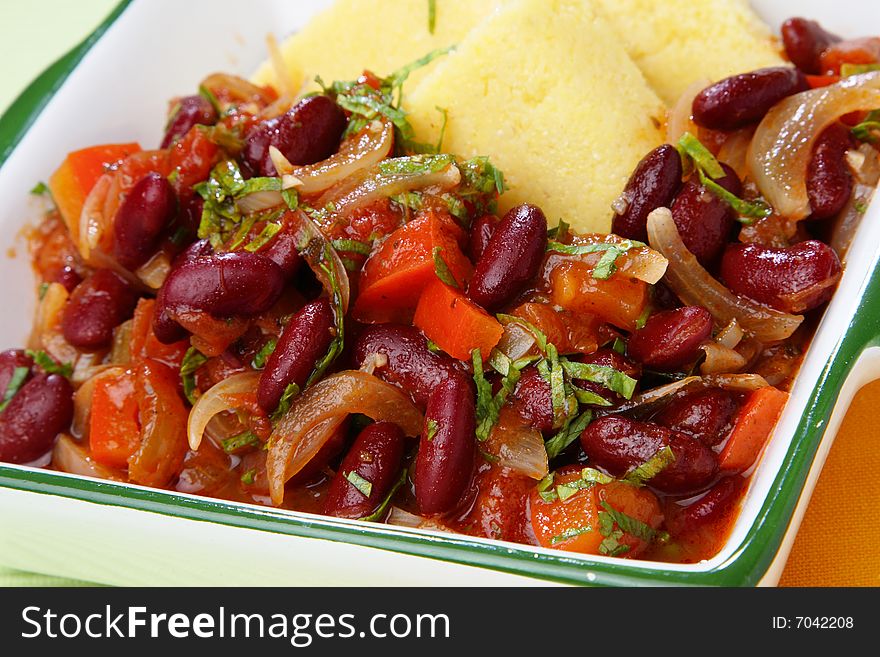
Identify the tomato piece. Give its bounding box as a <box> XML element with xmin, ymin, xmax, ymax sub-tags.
<box><xmin>717</xmin><ymin>386</ymin><xmax>788</xmax><ymax>474</ymax></box>
<box><xmin>168</xmin><ymin>125</ymin><xmax>220</xmax><ymax>192</ymax></box>
<box><xmin>89</xmin><ymin>371</ymin><xmax>141</xmax><ymax>469</ymax></box>
<box><xmin>353</xmin><ymin>209</ymin><xmax>473</xmax><ymax>323</ymax></box>
<box><xmin>820</xmin><ymin>37</ymin><xmax>880</xmax><ymax>75</ymax></box>
<box><xmin>549</xmin><ymin>260</ymin><xmax>648</xmax><ymax>331</ymax></box>
<box><xmin>48</xmin><ymin>143</ymin><xmax>141</xmax><ymax>234</ymax></box>
<box><xmin>806</xmin><ymin>74</ymin><xmax>841</xmax><ymax>89</ymax></box>
<box><xmin>455</xmin><ymin>463</ymin><xmax>534</xmax><ymax>542</ymax></box>
<box><xmin>130</xmin><ymin>298</ymin><xmax>188</xmax><ymax>369</ymax></box>
<box><xmin>413</xmin><ymin>279</ymin><xmax>503</xmax><ymax>360</ymax></box>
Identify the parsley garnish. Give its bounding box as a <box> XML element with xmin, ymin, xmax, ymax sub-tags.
<box><xmin>221</xmin><ymin>431</ymin><xmax>260</xmax><ymax>454</ymax></box>
<box><xmin>544</xmin><ymin>410</ymin><xmax>592</xmax><ymax>460</ymax></box>
<box><xmin>378</xmin><ymin>153</ymin><xmax>455</xmax><ymax>176</ymax></box>
<box><xmin>272</xmin><ymin>382</ymin><xmax>301</xmax><ymax>421</ymax></box>
<box><xmin>37</xmin><ymin>282</ymin><xmax>49</xmax><ymax>300</ymax></box>
<box><xmin>243</xmin><ymin>220</ymin><xmax>283</xmax><ymax>253</ymax></box>
<box><xmin>198</xmin><ymin>84</ymin><xmax>222</xmax><ymax>115</ymax></box>
<box><xmin>251</xmin><ymin>339</ymin><xmax>277</xmax><ymax>369</ymax></box>
<box><xmin>559</xmin><ymin>358</ymin><xmax>637</xmax><ymax>399</ymax></box>
<box><xmin>26</xmin><ymin>350</ymin><xmax>72</xmax><ymax>378</ymax></box>
<box><xmin>180</xmin><ymin>347</ymin><xmax>208</xmax><ymax>405</ymax></box>
<box><xmin>330</xmin><ymin>238</ymin><xmax>372</xmax><ymax>255</ymax></box>
<box><xmin>240</xmin><ymin>468</ymin><xmax>257</xmax><ymax>485</ymax></box>
<box><xmin>546</xmin><ymin>239</ymin><xmax>645</xmax><ymax>280</ymax></box>
<box><xmin>600</xmin><ymin>501</ymin><xmax>669</xmax><ymax>545</ymax></box>
<box><xmin>472</xmin><ymin>349</ymin><xmax>522</xmax><ymax>441</ymax></box>
<box><xmin>360</xmin><ymin>469</ymin><xmax>407</xmax><ymax>522</ymax></box>
<box><xmin>432</xmin><ymin>246</ymin><xmax>459</xmax><ymax>288</ymax></box>
<box><xmin>345</xmin><ymin>470</ymin><xmax>373</xmax><ymax>498</ymax></box>
<box><xmin>550</xmin><ymin>526</ymin><xmax>593</xmax><ymax>545</ymax></box>
<box><xmin>696</xmin><ymin>168</ymin><xmax>771</xmax><ymax>222</ymax></box>
<box><xmin>30</xmin><ymin>181</ymin><xmax>49</xmax><ymax>196</ymax></box>
<box><xmin>852</xmin><ymin>110</ymin><xmax>880</xmax><ymax>144</ymax></box>
<box><xmin>623</xmin><ymin>445</ymin><xmax>676</xmax><ymax>486</ymax></box>
<box><xmin>425</xmin><ymin>418</ymin><xmax>439</xmax><ymax>441</ymax></box>
<box><xmin>0</xmin><ymin>366</ymin><xmax>30</xmax><ymax>413</ymax></box>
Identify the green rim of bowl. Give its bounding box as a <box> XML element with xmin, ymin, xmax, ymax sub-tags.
<box><xmin>0</xmin><ymin>0</ymin><xmax>876</xmax><ymax>586</ymax></box>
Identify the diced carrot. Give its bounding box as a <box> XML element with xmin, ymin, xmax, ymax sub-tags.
<box><xmin>353</xmin><ymin>209</ymin><xmax>473</xmax><ymax>323</ymax></box>
<box><xmin>48</xmin><ymin>143</ymin><xmax>140</xmax><ymax>234</ymax></box>
<box><xmin>413</xmin><ymin>279</ymin><xmax>503</xmax><ymax>361</ymax></box>
<box><xmin>89</xmin><ymin>370</ymin><xmax>141</xmax><ymax>469</ymax></box>
<box><xmin>130</xmin><ymin>298</ymin><xmax>189</xmax><ymax>369</ymax></box>
<box><xmin>549</xmin><ymin>260</ymin><xmax>648</xmax><ymax>331</ymax></box>
<box><xmin>718</xmin><ymin>386</ymin><xmax>789</xmax><ymax>474</ymax></box>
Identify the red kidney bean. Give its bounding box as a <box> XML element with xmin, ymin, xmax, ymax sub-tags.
<box><xmin>158</xmin><ymin>251</ymin><xmax>285</xmax><ymax>318</ymax></box>
<box><xmin>0</xmin><ymin>374</ymin><xmax>73</xmax><ymax>464</ymax></box>
<box><xmin>414</xmin><ymin>375</ymin><xmax>477</xmax><ymax>515</ymax></box>
<box><xmin>671</xmin><ymin>163</ymin><xmax>742</xmax><ymax>267</ymax></box>
<box><xmin>174</xmin><ymin>192</ymin><xmax>204</xmax><ymax>243</ymax></box>
<box><xmin>61</xmin><ymin>269</ymin><xmax>138</xmax><ymax>350</ymax></box>
<box><xmin>781</xmin><ymin>18</ymin><xmax>842</xmax><ymax>75</ymax></box>
<box><xmin>152</xmin><ymin>238</ymin><xmax>212</xmax><ymax>344</ymax></box>
<box><xmin>260</xmin><ymin>224</ymin><xmax>303</xmax><ymax>279</ymax></box>
<box><xmin>654</xmin><ymin>388</ymin><xmax>739</xmax><ymax>447</ymax></box>
<box><xmin>172</xmin><ymin>237</ymin><xmax>213</xmax><ymax>268</ymax></box>
<box><xmin>241</xmin><ymin>95</ymin><xmax>347</xmax><ymax>177</ymax></box>
<box><xmin>113</xmin><ymin>173</ymin><xmax>177</xmax><ymax>270</ymax></box>
<box><xmin>692</xmin><ymin>67</ymin><xmax>810</xmax><ymax>131</ymax></box>
<box><xmin>579</xmin><ymin>415</ymin><xmax>717</xmax><ymax>494</ymax></box>
<box><xmin>720</xmin><ymin>240</ymin><xmax>841</xmax><ymax>313</ymax></box>
<box><xmin>257</xmin><ymin>298</ymin><xmax>335</xmax><ymax>412</ymax></box>
<box><xmin>612</xmin><ymin>145</ymin><xmax>683</xmax><ymax>242</ymax></box>
<box><xmin>467</xmin><ymin>203</ymin><xmax>548</xmax><ymax>311</ymax></box>
<box><xmin>511</xmin><ymin>366</ymin><xmax>554</xmax><ymax>432</ymax></box>
<box><xmin>665</xmin><ymin>475</ymin><xmax>744</xmax><ymax>537</ymax></box>
<box><xmin>572</xmin><ymin>348</ymin><xmax>641</xmax><ymax>406</ymax></box>
<box><xmin>627</xmin><ymin>306</ymin><xmax>712</xmax><ymax>372</ymax></box>
<box><xmin>468</xmin><ymin>214</ymin><xmax>499</xmax><ymax>262</ymax></box>
<box><xmin>0</xmin><ymin>350</ymin><xmax>34</xmax><ymax>396</ymax></box>
<box><xmin>160</xmin><ymin>95</ymin><xmax>218</xmax><ymax>148</ymax></box>
<box><xmin>324</xmin><ymin>422</ymin><xmax>406</xmax><ymax>519</ymax></box>
<box><xmin>807</xmin><ymin>123</ymin><xmax>855</xmax><ymax>221</ymax></box>
<box><xmin>353</xmin><ymin>324</ymin><xmax>466</xmax><ymax>407</ymax></box>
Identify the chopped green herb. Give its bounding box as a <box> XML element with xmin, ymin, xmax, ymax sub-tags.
<box><xmin>37</xmin><ymin>282</ymin><xmax>49</xmax><ymax>300</ymax></box>
<box><xmin>240</xmin><ymin>468</ymin><xmax>257</xmax><ymax>485</ymax></box>
<box><xmin>545</xmin><ymin>410</ymin><xmax>592</xmax><ymax>460</ymax></box>
<box><xmin>243</xmin><ymin>220</ymin><xmax>283</xmax><ymax>253</ymax></box>
<box><xmin>0</xmin><ymin>366</ymin><xmax>30</xmax><ymax>413</ymax></box>
<box><xmin>345</xmin><ymin>470</ymin><xmax>373</xmax><ymax>498</ymax></box>
<box><xmin>571</xmin><ymin>385</ymin><xmax>613</xmax><ymax>406</ymax></box>
<box><xmin>600</xmin><ymin>500</ymin><xmax>669</xmax><ymax>545</ymax></box>
<box><xmin>180</xmin><ymin>347</ymin><xmax>208</xmax><ymax>405</ymax></box>
<box><xmin>560</xmin><ymin>358</ymin><xmax>636</xmax><ymax>399</ymax></box>
<box><xmin>331</xmin><ymin>238</ymin><xmax>372</xmax><ymax>255</ymax></box>
<box><xmin>496</xmin><ymin>314</ymin><xmax>548</xmax><ymax>352</ymax></box>
<box><xmin>854</xmin><ymin>199</ymin><xmax>869</xmax><ymax>214</ymax></box>
<box><xmin>251</xmin><ymin>339</ymin><xmax>277</xmax><ymax>369</ymax></box>
<box><xmin>611</xmin><ymin>337</ymin><xmax>626</xmax><ymax>354</ymax></box>
<box><xmin>30</xmin><ymin>181</ymin><xmax>49</xmax><ymax>196</ymax></box>
<box><xmin>273</xmin><ymin>382</ymin><xmax>301</xmax><ymax>421</ymax></box>
<box><xmin>428</xmin><ymin>0</ymin><xmax>437</xmax><ymax>34</ymax></box>
<box><xmin>635</xmin><ymin>305</ymin><xmax>651</xmax><ymax>330</ymax></box>
<box><xmin>25</xmin><ymin>350</ymin><xmax>72</xmax><ymax>378</ymax></box>
<box><xmin>221</xmin><ymin>431</ymin><xmax>260</xmax><ymax>454</ymax></box>
<box><xmin>359</xmin><ymin>468</ymin><xmax>407</xmax><ymax>522</ymax></box>
<box><xmin>841</xmin><ymin>63</ymin><xmax>880</xmax><ymax>77</ymax></box>
<box><xmin>198</xmin><ymin>84</ymin><xmax>223</xmax><ymax>114</ymax></box>
<box><xmin>677</xmin><ymin>131</ymin><xmax>725</xmax><ymax>179</ymax></box>
<box><xmin>550</xmin><ymin>526</ymin><xmax>593</xmax><ymax>545</ymax></box>
<box><xmin>546</xmin><ymin>239</ymin><xmax>645</xmax><ymax>280</ymax></box>
<box><xmin>623</xmin><ymin>445</ymin><xmax>676</xmax><ymax>486</ymax></box>
<box><xmin>239</xmin><ymin>176</ymin><xmax>282</xmax><ymax>195</ymax></box>
<box><xmin>425</xmin><ymin>418</ymin><xmax>439</xmax><ymax>441</ymax></box>
<box><xmin>696</xmin><ymin>168</ymin><xmax>771</xmax><ymax>222</ymax></box>
<box><xmin>378</xmin><ymin>153</ymin><xmax>455</xmax><ymax>177</ymax></box>
<box><xmin>281</xmin><ymin>188</ymin><xmax>299</xmax><ymax>211</ymax></box>
<box><xmin>432</xmin><ymin>246</ymin><xmax>459</xmax><ymax>288</ymax></box>
<box><xmin>547</xmin><ymin>219</ymin><xmax>570</xmax><ymax>241</ymax></box>
<box><xmin>852</xmin><ymin>110</ymin><xmax>880</xmax><ymax>143</ymax></box>
<box><xmin>426</xmin><ymin>339</ymin><xmax>443</xmax><ymax>354</ymax></box>
<box><xmin>479</xmin><ymin>449</ymin><xmax>500</xmax><ymax>464</ymax></box>
<box><xmin>472</xmin><ymin>348</ymin><xmax>522</xmax><ymax>441</ymax></box>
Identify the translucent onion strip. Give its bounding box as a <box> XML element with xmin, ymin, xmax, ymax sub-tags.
<box><xmin>187</xmin><ymin>371</ymin><xmax>261</xmax><ymax>450</ymax></box>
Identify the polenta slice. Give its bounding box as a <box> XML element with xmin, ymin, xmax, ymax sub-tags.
<box><xmin>405</xmin><ymin>0</ymin><xmax>666</xmax><ymax>234</ymax></box>
<box><xmin>251</xmin><ymin>0</ymin><xmax>502</xmax><ymax>95</ymax></box>
<box><xmin>594</xmin><ymin>0</ymin><xmax>784</xmax><ymax>105</ymax></box>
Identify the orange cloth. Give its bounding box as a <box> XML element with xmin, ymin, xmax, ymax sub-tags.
<box><xmin>779</xmin><ymin>380</ymin><xmax>880</xmax><ymax>587</ymax></box>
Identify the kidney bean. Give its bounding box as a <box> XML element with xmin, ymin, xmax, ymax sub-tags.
<box><xmin>414</xmin><ymin>375</ymin><xmax>477</xmax><ymax>515</ymax></box>
<box><xmin>612</xmin><ymin>145</ymin><xmax>683</xmax><ymax>242</ymax></box>
<box><xmin>573</xmin><ymin>348</ymin><xmax>641</xmax><ymax>406</ymax></box>
<box><xmin>671</xmin><ymin>163</ymin><xmax>742</xmax><ymax>267</ymax></box>
<box><xmin>654</xmin><ymin>388</ymin><xmax>739</xmax><ymax>447</ymax></box>
<box><xmin>241</xmin><ymin>95</ymin><xmax>347</xmax><ymax>177</ymax></box>
<box><xmin>807</xmin><ymin>123</ymin><xmax>855</xmax><ymax>221</ymax></box>
<box><xmin>468</xmin><ymin>214</ymin><xmax>499</xmax><ymax>261</ymax></box>
<box><xmin>468</xmin><ymin>204</ymin><xmax>548</xmax><ymax>311</ymax></box>
<box><xmin>174</xmin><ymin>192</ymin><xmax>204</xmax><ymax>243</ymax></box>
<box><xmin>720</xmin><ymin>240</ymin><xmax>841</xmax><ymax>313</ymax></box>
<box><xmin>511</xmin><ymin>366</ymin><xmax>554</xmax><ymax>432</ymax></box>
<box><xmin>260</xmin><ymin>225</ymin><xmax>303</xmax><ymax>279</ymax></box>
<box><xmin>0</xmin><ymin>374</ymin><xmax>73</xmax><ymax>463</ymax></box>
<box><xmin>257</xmin><ymin>298</ymin><xmax>335</xmax><ymax>412</ymax></box>
<box><xmin>579</xmin><ymin>415</ymin><xmax>717</xmax><ymax>494</ymax></box>
<box><xmin>61</xmin><ymin>269</ymin><xmax>138</xmax><ymax>350</ymax></box>
<box><xmin>324</xmin><ymin>422</ymin><xmax>406</xmax><ymax>519</ymax></box>
<box><xmin>160</xmin><ymin>95</ymin><xmax>218</xmax><ymax>148</ymax></box>
<box><xmin>781</xmin><ymin>18</ymin><xmax>841</xmax><ymax>75</ymax></box>
<box><xmin>0</xmin><ymin>350</ymin><xmax>34</xmax><ymax>396</ymax></box>
<box><xmin>158</xmin><ymin>251</ymin><xmax>285</xmax><ymax>318</ymax></box>
<box><xmin>114</xmin><ymin>173</ymin><xmax>177</xmax><ymax>269</ymax></box>
<box><xmin>172</xmin><ymin>237</ymin><xmax>213</xmax><ymax>268</ymax></box>
<box><xmin>692</xmin><ymin>67</ymin><xmax>809</xmax><ymax>131</ymax></box>
<box><xmin>665</xmin><ymin>476</ymin><xmax>744</xmax><ymax>537</ymax></box>
<box><xmin>353</xmin><ymin>324</ymin><xmax>465</xmax><ymax>407</ymax></box>
<box><xmin>153</xmin><ymin>239</ymin><xmax>212</xmax><ymax>344</ymax></box>
<box><xmin>627</xmin><ymin>306</ymin><xmax>712</xmax><ymax>372</ymax></box>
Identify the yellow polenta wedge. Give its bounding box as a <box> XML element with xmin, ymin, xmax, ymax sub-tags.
<box><xmin>251</xmin><ymin>0</ymin><xmax>501</xmax><ymax>94</ymax></box>
<box><xmin>594</xmin><ymin>0</ymin><xmax>784</xmax><ymax>105</ymax></box>
<box><xmin>405</xmin><ymin>0</ymin><xmax>665</xmax><ymax>233</ymax></box>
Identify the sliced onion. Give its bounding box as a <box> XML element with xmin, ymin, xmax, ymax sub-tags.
<box><xmin>667</xmin><ymin>79</ymin><xmax>708</xmax><ymax>144</ymax></box>
<box><xmin>647</xmin><ymin>207</ymin><xmax>803</xmax><ymax>342</ymax></box>
<box><xmin>78</xmin><ymin>173</ymin><xmax>112</xmax><ymax>258</ymax></box>
<box><xmin>618</xmin><ymin>245</ymin><xmax>668</xmax><ymax>284</ymax></box>
<box><xmin>266</xmin><ymin>371</ymin><xmax>424</xmax><ymax>505</ymax></box>
<box><xmin>717</xmin><ymin>126</ymin><xmax>755</xmax><ymax>181</ymax></box>
<box><xmin>188</xmin><ymin>372</ymin><xmax>261</xmax><ymax>450</ymax></box>
<box><xmin>290</xmin><ymin>210</ymin><xmax>351</xmax><ymax>313</ymax></box>
<box><xmin>495</xmin><ymin>322</ymin><xmax>537</xmax><ymax>361</ymax></box>
<box><xmin>748</xmin><ymin>71</ymin><xmax>880</xmax><ymax>220</ymax></box>
<box><xmin>715</xmin><ymin>318</ymin><xmax>744</xmax><ymax>349</ymax></box>
<box><xmin>135</xmin><ymin>250</ymin><xmax>171</xmax><ymax>290</ymax></box>
<box><xmin>831</xmin><ymin>143</ymin><xmax>880</xmax><ymax>259</ymax></box>
<box><xmin>235</xmin><ymin>189</ymin><xmax>287</xmax><ymax>214</ymax></box>
<box><xmin>700</xmin><ymin>340</ymin><xmax>747</xmax><ymax>375</ymax></box>
<box><xmin>312</xmin><ymin>156</ymin><xmax>461</xmax><ymax>223</ymax></box>
<box><xmin>486</xmin><ymin>417</ymin><xmax>548</xmax><ymax>480</ymax></box>
<box><xmin>200</xmin><ymin>72</ymin><xmax>276</xmax><ymax>107</ymax></box>
<box><xmin>386</xmin><ymin>507</ymin><xmax>452</xmax><ymax>532</ymax></box>
<box><xmin>109</xmin><ymin>320</ymin><xmax>133</xmax><ymax>366</ymax></box>
<box><xmin>52</xmin><ymin>434</ymin><xmax>123</xmax><ymax>481</ymax></box>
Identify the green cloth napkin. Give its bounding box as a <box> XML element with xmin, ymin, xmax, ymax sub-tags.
<box><xmin>0</xmin><ymin>0</ymin><xmax>117</xmax><ymax>587</ymax></box>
